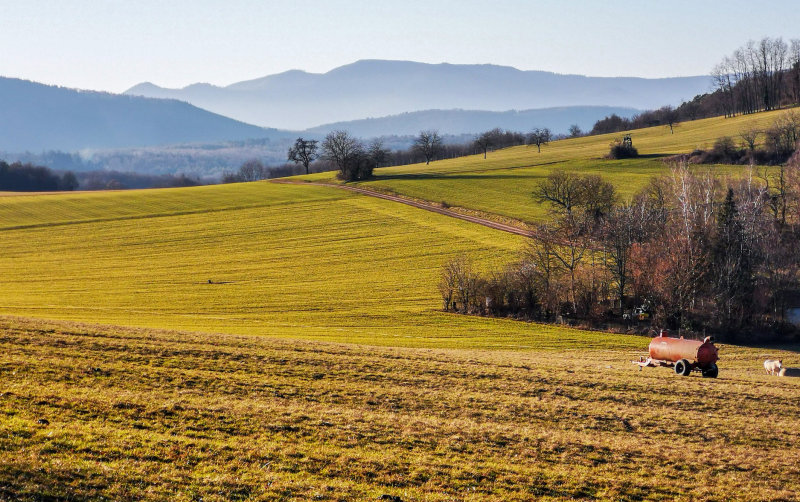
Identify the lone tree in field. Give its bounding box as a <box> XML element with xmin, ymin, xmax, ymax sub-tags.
<box><xmin>568</xmin><ymin>124</ymin><xmax>582</xmax><ymax>138</ymax></box>
<box><xmin>473</xmin><ymin>129</ymin><xmax>501</xmax><ymax>159</ymax></box>
<box><xmin>528</xmin><ymin>128</ymin><xmax>552</xmax><ymax>153</ymax></box>
<box><xmin>287</xmin><ymin>138</ymin><xmax>318</xmax><ymax>175</ymax></box>
<box><xmin>413</xmin><ymin>130</ymin><xmax>443</xmax><ymax>165</ymax></box>
<box><xmin>660</xmin><ymin>105</ymin><xmax>679</xmax><ymax>134</ymax></box>
<box><xmin>321</xmin><ymin>130</ymin><xmax>369</xmax><ymax>181</ymax></box>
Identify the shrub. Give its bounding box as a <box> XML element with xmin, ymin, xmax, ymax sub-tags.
<box><xmin>606</xmin><ymin>139</ymin><xmax>638</xmax><ymax>159</ymax></box>
<box><xmin>702</xmin><ymin>136</ymin><xmax>743</xmax><ymax>163</ymax></box>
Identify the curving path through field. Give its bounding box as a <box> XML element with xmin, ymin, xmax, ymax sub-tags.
<box><xmin>271</xmin><ymin>178</ymin><xmax>535</xmax><ymax>237</ymax></box>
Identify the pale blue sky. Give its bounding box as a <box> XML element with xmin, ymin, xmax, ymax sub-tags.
<box><xmin>1</xmin><ymin>0</ymin><xmax>798</xmax><ymax>93</ymax></box>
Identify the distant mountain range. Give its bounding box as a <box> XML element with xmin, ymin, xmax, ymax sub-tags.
<box><xmin>125</xmin><ymin>60</ymin><xmax>711</xmax><ymax>130</ymax></box>
<box><xmin>0</xmin><ymin>77</ymin><xmax>281</xmax><ymax>152</ymax></box>
<box><xmin>0</xmin><ymin>61</ymin><xmax>712</xmax><ymax>159</ymax></box>
<box><xmin>306</xmin><ymin>106</ymin><xmax>641</xmax><ymax>137</ymax></box>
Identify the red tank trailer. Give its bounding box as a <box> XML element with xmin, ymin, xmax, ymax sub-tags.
<box><xmin>633</xmin><ymin>331</ymin><xmax>719</xmax><ymax>378</ymax></box>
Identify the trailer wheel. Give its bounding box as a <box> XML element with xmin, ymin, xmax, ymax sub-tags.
<box><xmin>701</xmin><ymin>363</ymin><xmax>718</xmax><ymax>379</ymax></box>
<box><xmin>675</xmin><ymin>359</ymin><xmax>692</xmax><ymax>376</ymax></box>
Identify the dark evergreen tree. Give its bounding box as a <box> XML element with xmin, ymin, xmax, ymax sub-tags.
<box><xmin>712</xmin><ymin>189</ymin><xmax>753</xmax><ymax>328</ymax></box>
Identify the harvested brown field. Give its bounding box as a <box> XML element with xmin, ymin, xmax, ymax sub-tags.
<box><xmin>1</xmin><ymin>317</ymin><xmax>798</xmax><ymax>501</ymax></box>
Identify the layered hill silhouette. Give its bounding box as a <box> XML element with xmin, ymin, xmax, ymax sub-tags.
<box><xmin>0</xmin><ymin>77</ymin><xmax>277</xmax><ymax>152</ymax></box>
<box><xmin>126</xmin><ymin>60</ymin><xmax>711</xmax><ymax>130</ymax></box>
<box><xmin>306</xmin><ymin>106</ymin><xmax>641</xmax><ymax>137</ymax></box>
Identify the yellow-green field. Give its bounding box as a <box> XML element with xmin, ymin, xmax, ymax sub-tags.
<box><xmin>1</xmin><ymin>110</ymin><xmax>799</xmax><ymax>500</ymax></box>
<box><xmin>0</xmin><ymin>180</ymin><xmax>628</xmax><ymax>350</ymax></box>
<box><xmin>299</xmin><ymin>108</ymin><xmax>792</xmax><ymax>222</ymax></box>
<box><xmin>2</xmin><ymin>317</ymin><xmax>799</xmax><ymax>501</ymax></box>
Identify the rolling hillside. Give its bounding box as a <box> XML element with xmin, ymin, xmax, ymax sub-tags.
<box><xmin>1</xmin><ymin>109</ymin><xmax>799</xmax><ymax>500</ymax></box>
<box><xmin>125</xmin><ymin>60</ymin><xmax>710</xmax><ymax>130</ymax></box>
<box><xmin>0</xmin><ymin>77</ymin><xmax>278</xmax><ymax>152</ymax></box>
<box><xmin>298</xmin><ymin>108</ymin><xmax>794</xmax><ymax>223</ymax></box>
<box><xmin>0</xmin><ymin>182</ymin><xmax>538</xmax><ymax>347</ymax></box>
<box><xmin>0</xmin><ymin>110</ymin><xmax>789</xmax><ymax>337</ymax></box>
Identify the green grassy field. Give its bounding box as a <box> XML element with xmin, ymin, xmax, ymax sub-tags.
<box><xmin>298</xmin><ymin>109</ymin><xmax>792</xmax><ymax>222</ymax></box>
<box><xmin>0</xmin><ymin>180</ymin><xmax>632</xmax><ymax>350</ymax></box>
<box><xmin>2</xmin><ymin>317</ymin><xmax>798</xmax><ymax>501</ymax></box>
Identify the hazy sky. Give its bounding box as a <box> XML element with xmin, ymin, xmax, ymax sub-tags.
<box><xmin>2</xmin><ymin>0</ymin><xmax>798</xmax><ymax>93</ymax></box>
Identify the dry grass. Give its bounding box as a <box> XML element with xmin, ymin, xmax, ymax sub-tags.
<box><xmin>2</xmin><ymin>317</ymin><xmax>799</xmax><ymax>501</ymax></box>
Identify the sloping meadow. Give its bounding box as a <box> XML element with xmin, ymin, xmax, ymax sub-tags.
<box><xmin>298</xmin><ymin>109</ymin><xmax>790</xmax><ymax>223</ymax></box>
<box><xmin>0</xmin><ymin>180</ymin><xmax>613</xmax><ymax>349</ymax></box>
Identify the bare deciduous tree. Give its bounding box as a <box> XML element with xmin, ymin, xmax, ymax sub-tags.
<box><xmin>238</xmin><ymin>159</ymin><xmax>267</xmax><ymax>182</ymax></box>
<box><xmin>602</xmin><ymin>204</ymin><xmax>645</xmax><ymax>314</ymax></box>
<box><xmin>535</xmin><ymin>171</ymin><xmax>585</xmax><ymax>224</ymax></box>
<box><xmin>287</xmin><ymin>138</ymin><xmax>318</xmax><ymax>175</ymax></box>
<box><xmin>535</xmin><ymin>171</ymin><xmax>615</xmax><ymax>227</ymax></box>
<box><xmin>473</xmin><ymin>129</ymin><xmax>500</xmax><ymax>159</ymax></box>
<box><xmin>527</xmin><ymin>128</ymin><xmax>552</xmax><ymax>153</ymax></box>
<box><xmin>712</xmin><ymin>37</ymin><xmax>792</xmax><ymax>116</ymax></box>
<box><xmin>413</xmin><ymin>130</ymin><xmax>443</xmax><ymax>165</ymax></box>
<box><xmin>521</xmin><ymin>238</ymin><xmax>560</xmax><ymax>316</ymax></box>
<box><xmin>438</xmin><ymin>255</ymin><xmax>480</xmax><ymax>313</ymax></box>
<box><xmin>660</xmin><ymin>105</ymin><xmax>679</xmax><ymax>134</ymax></box>
<box><xmin>739</xmin><ymin>126</ymin><xmax>760</xmax><ymax>151</ymax></box>
<box><xmin>536</xmin><ymin>226</ymin><xmax>588</xmax><ymax>316</ymax></box>
<box><xmin>367</xmin><ymin>139</ymin><xmax>391</xmax><ymax>169</ymax></box>
<box><xmin>321</xmin><ymin>130</ymin><xmax>367</xmax><ymax>181</ymax></box>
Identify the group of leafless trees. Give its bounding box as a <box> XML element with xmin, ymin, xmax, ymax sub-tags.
<box><xmin>262</xmin><ymin>127</ymin><xmax>556</xmax><ymax>181</ymax></box>
<box><xmin>471</xmin><ymin>128</ymin><xmax>553</xmax><ymax>158</ymax></box>
<box><xmin>318</xmin><ymin>131</ymin><xmax>391</xmax><ymax>181</ymax></box>
<box><xmin>713</xmin><ymin>37</ymin><xmax>800</xmax><ymax>117</ymax></box>
<box><xmin>680</xmin><ymin>111</ymin><xmax>800</xmax><ymax>166</ymax></box>
<box><xmin>221</xmin><ymin>159</ymin><xmax>272</xmax><ymax>183</ymax></box>
<box><xmin>591</xmin><ymin>106</ymin><xmax>681</xmax><ymax>136</ymax></box>
<box><xmin>590</xmin><ymin>37</ymin><xmax>800</xmax><ymax>137</ymax></box>
<box><xmin>440</xmin><ymin>156</ymin><xmax>800</xmax><ymax>341</ymax></box>
<box><xmin>408</xmin><ymin>128</ymin><xmax>552</xmax><ymax>164</ymax></box>
<box><xmin>222</xmin><ymin>159</ymin><xmax>312</xmax><ymax>183</ymax></box>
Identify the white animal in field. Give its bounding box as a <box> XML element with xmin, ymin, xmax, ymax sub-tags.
<box><xmin>779</xmin><ymin>367</ymin><xmax>799</xmax><ymax>377</ymax></box>
<box><xmin>764</xmin><ymin>359</ymin><xmax>783</xmax><ymax>375</ymax></box>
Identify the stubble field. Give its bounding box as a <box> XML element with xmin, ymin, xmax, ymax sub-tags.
<box><xmin>2</xmin><ymin>317</ymin><xmax>799</xmax><ymax>501</ymax></box>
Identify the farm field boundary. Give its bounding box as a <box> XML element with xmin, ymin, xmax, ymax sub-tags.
<box><xmin>270</xmin><ymin>178</ymin><xmax>534</xmax><ymax>237</ymax></box>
